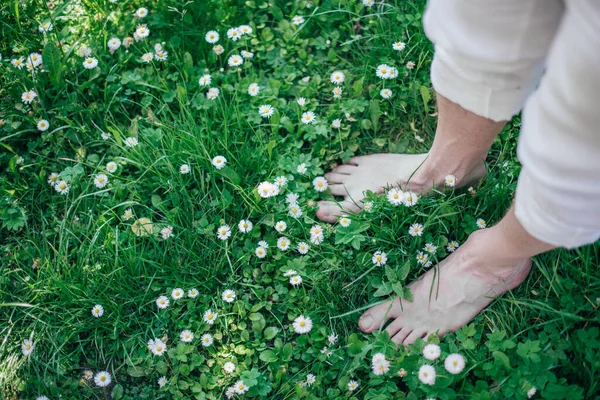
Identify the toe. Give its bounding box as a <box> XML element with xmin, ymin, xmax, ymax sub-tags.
<box><xmin>316</xmin><ymin>202</ymin><xmax>340</xmax><ymax>223</ymax></box>
<box><xmin>324</xmin><ymin>172</ymin><xmax>348</xmax><ymax>184</ymax></box>
<box><xmin>329</xmin><ymin>184</ymin><xmax>349</xmax><ymax>196</ymax></box>
<box><xmin>332</xmin><ymin>164</ymin><xmax>357</xmax><ymax>174</ymax></box>
<box><xmin>391</xmin><ymin>328</ymin><xmax>411</xmax><ymax>345</ymax></box>
<box><xmin>403</xmin><ymin>330</ymin><xmax>426</xmax><ymax>346</ymax></box>
<box><xmin>358</xmin><ymin>300</ymin><xmax>398</xmax><ymax>333</ymax></box>
<box><xmin>385</xmin><ymin>318</ymin><xmax>405</xmax><ymax>339</ymax></box>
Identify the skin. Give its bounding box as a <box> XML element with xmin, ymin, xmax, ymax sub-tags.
<box><xmin>319</xmin><ymin>94</ymin><xmax>556</xmax><ymax>344</ymax></box>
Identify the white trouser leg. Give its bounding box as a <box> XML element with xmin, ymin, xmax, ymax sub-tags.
<box><xmin>423</xmin><ymin>0</ymin><xmax>564</xmax><ymax>122</ymax></box>
<box><xmin>515</xmin><ymin>1</ymin><xmax>600</xmax><ymax>248</ymax></box>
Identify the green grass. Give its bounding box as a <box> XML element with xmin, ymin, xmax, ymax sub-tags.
<box><xmin>1</xmin><ymin>0</ymin><xmax>599</xmax><ymax>399</ymax></box>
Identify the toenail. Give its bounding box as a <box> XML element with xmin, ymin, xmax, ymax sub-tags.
<box><xmin>360</xmin><ymin>315</ymin><xmax>373</xmax><ymax>328</ymax></box>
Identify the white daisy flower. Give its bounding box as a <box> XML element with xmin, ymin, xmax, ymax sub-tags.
<box><xmin>332</xmin><ymin>86</ymin><xmax>343</xmax><ymax>99</ymax></box>
<box><xmin>408</xmin><ymin>223</ymin><xmax>424</xmax><ymax>237</ymax></box>
<box><xmin>259</xmin><ymin>104</ymin><xmax>275</xmax><ymax>118</ymax></box>
<box><xmin>28</xmin><ymin>53</ymin><xmax>43</xmax><ymax>66</ymax></box>
<box><xmin>203</xmin><ymin>309</ymin><xmax>218</xmax><ymax>325</ymax></box>
<box><xmin>179</xmin><ymin>164</ymin><xmax>191</xmax><ymax>174</ymax></box>
<box><xmin>135</xmin><ymin>24</ymin><xmax>150</xmax><ymax>39</ymax></box>
<box><xmin>21</xmin><ymin>90</ymin><xmax>37</xmax><ymax>104</ymax></box>
<box><xmin>313</xmin><ymin>176</ymin><xmax>328</xmax><ymax>192</ymax></box>
<box><xmin>363</xmin><ymin>201</ymin><xmax>374</xmax><ymax>212</ymax></box>
<box><xmin>205</xmin><ymin>30</ymin><xmax>219</xmax><ymax>43</ymax></box>
<box><xmin>332</xmin><ymin>119</ymin><xmax>342</xmax><ymax>129</ymax></box>
<box><xmin>289</xmin><ymin>275</ymin><xmax>303</xmax><ymax>286</ymax></box>
<box><xmin>292</xmin><ymin>315</ymin><xmax>313</xmax><ymax>334</ymax></box>
<box><xmin>188</xmin><ymin>288</ymin><xmax>199</xmax><ymax>298</ymax></box>
<box><xmin>223</xmin><ymin>362</ymin><xmax>236</xmax><ymax>374</ymax></box>
<box><xmin>213</xmin><ymin>45</ymin><xmax>225</xmax><ymax>55</ymax></box>
<box><xmin>292</xmin><ymin>15</ymin><xmax>305</xmax><ymax>25</ymax></box>
<box><xmin>328</xmin><ymin>333</ymin><xmax>338</xmax><ymax>344</ymax></box>
<box><xmin>288</xmin><ymin>203</ymin><xmax>303</xmax><ymax>218</ymax></box>
<box><xmin>297</xmin><ymin>97</ymin><xmax>307</xmax><ymax>106</ymax></box>
<box><xmin>301</xmin><ymin>111</ymin><xmax>316</xmax><ymax>124</ymax></box>
<box><xmin>55</xmin><ymin>180</ymin><xmax>70</xmax><ymax>195</ymax></box>
<box><xmin>94</xmin><ymin>371</ymin><xmax>111</xmax><ymax>387</ymax></box>
<box><xmin>227</xmin><ymin>27</ymin><xmax>241</xmax><ymax>41</ymax></box>
<box><xmin>198</xmin><ymin>74</ymin><xmax>211</xmax><ymax>86</ymax></box>
<box><xmin>141</xmin><ymin>52</ymin><xmax>154</xmax><ymax>63</ymax></box>
<box><xmin>201</xmin><ymin>333</ymin><xmax>213</xmax><ymax>347</ymax></box>
<box><xmin>238</xmin><ymin>219</ymin><xmax>253</xmax><ymax>233</ymax></box>
<box><xmin>444</xmin><ymin>353</ymin><xmax>466</xmax><ymax>374</ymax></box>
<box><xmin>403</xmin><ymin>191</ymin><xmax>418</xmax><ymax>207</ymax></box>
<box><xmin>91</xmin><ymin>304</ymin><xmax>104</xmax><ymax>318</ymax></box>
<box><xmin>94</xmin><ymin>174</ymin><xmax>108</xmax><ymax>189</ymax></box>
<box><xmin>286</xmin><ymin>193</ymin><xmax>299</xmax><ymax>204</ymax></box>
<box><xmin>297</xmin><ymin>242</ymin><xmax>310</xmax><ymax>254</ymax></box>
<box><xmin>424</xmin><ymin>243</ymin><xmax>437</xmax><ymax>253</ymax></box>
<box><xmin>274</xmin><ymin>176</ymin><xmax>288</xmax><ymax>187</ymax></box>
<box><xmin>158</xmin><ymin>376</ymin><xmax>168</xmax><ymax>387</ymax></box>
<box><xmin>339</xmin><ymin>215</ymin><xmax>351</xmax><ymax>227</ymax></box>
<box><xmin>228</xmin><ymin>54</ymin><xmax>243</xmax><ymax>67</ymax></box>
<box><xmin>447</xmin><ymin>241</ymin><xmax>460</xmax><ymax>252</ymax></box>
<box><xmin>47</xmin><ymin>173</ymin><xmax>60</xmax><ymax>185</ymax></box>
<box><xmin>11</xmin><ymin>57</ymin><xmax>25</xmax><ymax>69</ymax></box>
<box><xmin>36</xmin><ymin>397</ymin><xmax>49</xmax><ymax>400</ymax></box>
<box><xmin>241</xmin><ymin>50</ymin><xmax>254</xmax><ymax>58</ymax></box>
<box><xmin>21</xmin><ymin>339</ymin><xmax>34</xmax><ymax>356</ymax></box>
<box><xmin>233</xmin><ymin>380</ymin><xmax>248</xmax><ymax>394</ymax></box>
<box><xmin>239</xmin><ymin>25</ymin><xmax>253</xmax><ymax>35</ymax></box>
<box><xmin>226</xmin><ymin>386</ymin><xmax>236</xmax><ymax>398</ymax></box>
<box><xmin>376</xmin><ymin>64</ymin><xmax>392</xmax><ymax>79</ymax></box>
<box><xmin>444</xmin><ymin>174</ymin><xmax>456</xmax><ymax>187</ymax></box>
<box><xmin>83</xmin><ymin>57</ymin><xmax>98</xmax><ymax>69</ymax></box>
<box><xmin>222</xmin><ymin>289</ymin><xmax>236</xmax><ymax>303</ymax></box>
<box><xmin>284</xmin><ymin>269</ymin><xmax>297</xmax><ymax>277</ymax></box>
<box><xmin>416</xmin><ymin>251</ymin><xmax>429</xmax><ymax>265</ymax></box>
<box><xmin>393</xmin><ymin>42</ymin><xmax>406</xmax><ymax>51</ymax></box>
<box><xmin>380</xmin><ymin>88</ymin><xmax>393</xmax><ymax>99</ymax></box>
<box><xmin>255</xmin><ymin>246</ymin><xmax>267</xmax><ymax>258</ymax></box>
<box><xmin>180</xmin><ymin>330</ymin><xmax>194</xmax><ymax>343</ymax></box>
<box><xmin>372</xmin><ymin>251</ymin><xmax>387</xmax><ymax>266</ymax></box>
<box><xmin>406</xmin><ymin>61</ymin><xmax>416</xmax><ymax>70</ymax></box>
<box><xmin>212</xmin><ymin>156</ymin><xmax>227</xmax><ymax>169</ymax></box>
<box><xmin>106</xmin><ymin>162</ymin><xmax>117</xmax><ymax>173</ymax></box>
<box><xmin>296</xmin><ymin>163</ymin><xmax>308</xmax><ymax>174</ymax></box>
<box><xmin>387</xmin><ymin>188</ymin><xmax>404</xmax><ymax>205</ymax></box>
<box><xmin>418</xmin><ymin>364</ymin><xmax>436</xmax><ymax>385</ymax></box>
<box><xmin>39</xmin><ymin>22</ymin><xmax>53</xmax><ymax>33</ymax></box>
<box><xmin>217</xmin><ymin>225</ymin><xmax>231</xmax><ymax>241</ymax></box>
<box><xmin>37</xmin><ymin>119</ymin><xmax>49</xmax><ymax>131</ymax></box>
<box><xmin>108</xmin><ymin>38</ymin><xmax>121</xmax><ymax>51</ymax></box>
<box><xmin>363</xmin><ymin>0</ymin><xmax>375</xmax><ymax>6</ymax></box>
<box><xmin>248</xmin><ymin>83</ymin><xmax>260</xmax><ymax>96</ymax></box>
<box><xmin>527</xmin><ymin>387</ymin><xmax>537</xmax><ymax>398</ymax></box>
<box><xmin>148</xmin><ymin>338</ymin><xmax>167</xmax><ymax>356</ymax></box>
<box><xmin>257</xmin><ymin>181</ymin><xmax>279</xmax><ymax>198</ymax></box>
<box><xmin>171</xmin><ymin>288</ymin><xmax>184</xmax><ymax>300</ymax></box>
<box><xmin>277</xmin><ymin>237</ymin><xmax>291</xmax><ymax>251</ymax></box>
<box><xmin>330</xmin><ymin>71</ymin><xmax>345</xmax><ymax>84</ymax></box>
<box><xmin>125</xmin><ymin>137</ymin><xmax>138</xmax><ymax>147</ymax></box>
<box><xmin>122</xmin><ymin>208</ymin><xmax>134</xmax><ymax>220</ymax></box>
<box><xmin>156</xmin><ymin>296</ymin><xmax>169</xmax><ymax>309</ymax></box>
<box><xmin>275</xmin><ymin>221</ymin><xmax>287</xmax><ymax>232</ymax></box>
<box><xmin>476</xmin><ymin>218</ymin><xmax>487</xmax><ymax>229</ymax></box>
<box><xmin>348</xmin><ymin>380</ymin><xmax>359</xmax><ymax>391</ymax></box>
<box><xmin>134</xmin><ymin>7</ymin><xmax>148</xmax><ymax>18</ymax></box>
<box><xmin>423</xmin><ymin>344</ymin><xmax>441</xmax><ymax>360</ymax></box>
<box><xmin>306</xmin><ymin>373</ymin><xmax>316</xmax><ymax>385</ymax></box>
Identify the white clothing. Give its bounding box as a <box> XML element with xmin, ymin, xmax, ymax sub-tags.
<box><xmin>424</xmin><ymin>0</ymin><xmax>600</xmax><ymax>248</ymax></box>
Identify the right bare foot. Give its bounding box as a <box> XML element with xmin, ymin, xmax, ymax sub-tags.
<box><xmin>316</xmin><ymin>153</ymin><xmax>486</xmax><ymax>223</ymax></box>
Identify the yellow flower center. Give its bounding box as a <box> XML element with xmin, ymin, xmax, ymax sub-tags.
<box><xmin>156</xmin><ymin>346</ymin><xmax>162</xmax><ymax>351</ymax></box>
<box><xmin>208</xmin><ymin>314</ymin><xmax>213</xmax><ymax>319</ymax></box>
<box><xmin>423</xmin><ymin>372</ymin><xmax>428</xmax><ymax>377</ymax></box>
<box><xmin>299</xmin><ymin>321</ymin><xmax>305</xmax><ymax>327</ymax></box>
<box><xmin>453</xmin><ymin>361</ymin><xmax>458</xmax><ymax>366</ymax></box>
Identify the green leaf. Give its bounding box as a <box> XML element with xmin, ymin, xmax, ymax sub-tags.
<box><xmin>369</xmin><ymin>100</ymin><xmax>381</xmax><ymax>131</ymax></box>
<box><xmin>43</xmin><ymin>42</ymin><xmax>63</xmax><ymax>88</ymax></box>
<box><xmin>281</xmin><ymin>343</ymin><xmax>293</xmax><ymax>361</ymax></box>
<box><xmin>264</xmin><ymin>327</ymin><xmax>279</xmax><ymax>340</ymax></box>
<box><xmin>397</xmin><ymin>260</ymin><xmax>411</xmax><ymax>281</ymax></box>
<box><xmin>419</xmin><ymin>85</ymin><xmax>431</xmax><ymax>113</ymax></box>
<box><xmin>493</xmin><ymin>351</ymin><xmax>512</xmax><ymax>370</ymax></box>
<box><xmin>373</xmin><ymin>282</ymin><xmax>392</xmax><ymax>297</ymax></box>
<box><xmin>127</xmin><ymin>366</ymin><xmax>145</xmax><ymax>377</ymax></box>
<box><xmin>111</xmin><ymin>384</ymin><xmax>124</xmax><ymax>400</ymax></box>
<box><xmin>259</xmin><ymin>349</ymin><xmax>278</xmax><ymax>363</ymax></box>
<box><xmin>216</xmin><ymin>167</ymin><xmax>241</xmax><ymax>185</ymax></box>
<box><xmin>385</xmin><ymin>266</ymin><xmax>397</xmax><ymax>283</ymax></box>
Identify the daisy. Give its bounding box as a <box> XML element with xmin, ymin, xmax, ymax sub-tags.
<box><xmin>310</xmin><ymin>229</ymin><xmax>324</xmax><ymax>245</ymax></box>
<box><xmin>297</xmin><ymin>242</ymin><xmax>310</xmax><ymax>254</ymax></box>
<box><xmin>416</xmin><ymin>251</ymin><xmax>428</xmax><ymax>265</ymax></box>
<box><xmin>94</xmin><ymin>371</ymin><xmax>111</xmax><ymax>387</ymax></box>
<box><xmin>476</xmin><ymin>218</ymin><xmax>487</xmax><ymax>229</ymax></box>
<box><xmin>248</xmin><ymin>83</ymin><xmax>260</xmax><ymax>96</ymax></box>
<box><xmin>313</xmin><ymin>176</ymin><xmax>328</xmax><ymax>192</ymax></box>
<box><xmin>22</xmin><ymin>339</ymin><xmax>34</xmax><ymax>356</ymax></box>
<box><xmin>339</xmin><ymin>215</ymin><xmax>351</xmax><ymax>227</ymax></box>
<box><xmin>239</xmin><ymin>25</ymin><xmax>253</xmax><ymax>35</ymax></box>
<box><xmin>38</xmin><ymin>22</ymin><xmax>53</xmax><ymax>33</ymax></box>
<box><xmin>289</xmin><ymin>275</ymin><xmax>303</xmax><ymax>286</ymax></box>
<box><xmin>274</xmin><ymin>221</ymin><xmax>287</xmax><ymax>233</ymax></box>
<box><xmin>233</xmin><ymin>380</ymin><xmax>249</xmax><ymax>394</ymax></box>
<box><xmin>348</xmin><ymin>380</ymin><xmax>359</xmax><ymax>391</ymax></box>
<box><xmin>227</xmin><ymin>27</ymin><xmax>241</xmax><ymax>41</ymax></box>
<box><xmin>160</xmin><ymin>226</ymin><xmax>174</xmax><ymax>240</ymax></box>
<box><xmin>198</xmin><ymin>74</ymin><xmax>211</xmax><ymax>86</ymax></box>
<box><xmin>241</xmin><ymin>50</ymin><xmax>254</xmax><ymax>58</ymax></box>
<box><xmin>292</xmin><ymin>15</ymin><xmax>305</xmax><ymax>25</ymax></box>
<box><xmin>277</xmin><ymin>237</ymin><xmax>291</xmax><ymax>251</ymax></box>
<box><xmin>108</xmin><ymin>38</ymin><xmax>121</xmax><ymax>52</ymax></box>
<box><xmin>257</xmin><ymin>181</ymin><xmax>278</xmax><ymax>198</ymax></box>
<box><xmin>188</xmin><ymin>288</ymin><xmax>199</xmax><ymax>298</ymax></box>
<box><xmin>135</xmin><ymin>24</ymin><xmax>150</xmax><ymax>39</ymax></box>
<box><xmin>94</xmin><ymin>174</ymin><xmax>108</xmax><ymax>189</ymax></box>
<box><xmin>156</xmin><ymin>295</ymin><xmax>170</xmax><ymax>309</ymax></box>
<box><xmin>424</xmin><ymin>243</ymin><xmax>437</xmax><ymax>253</ymax></box>
<box><xmin>213</xmin><ymin>45</ymin><xmax>224</xmax><ymax>55</ymax></box>
<box><xmin>372</xmin><ymin>251</ymin><xmax>388</xmax><ymax>266</ymax></box>
<box><xmin>332</xmin><ymin>118</ymin><xmax>342</xmax><ymax>129</ymax></box>
<box><xmin>73</xmin><ymin>5</ymin><xmax>85</xmax><ymax>16</ymax></box>
<box><xmin>83</xmin><ymin>57</ymin><xmax>98</xmax><ymax>69</ymax></box>
<box><xmin>171</xmin><ymin>288</ymin><xmax>184</xmax><ymax>300</ymax></box>
<box><xmin>75</xmin><ymin>45</ymin><xmax>91</xmax><ymax>57</ymax></box>
<box><xmin>274</xmin><ymin>176</ymin><xmax>288</xmax><ymax>187</ymax></box>
<box><xmin>259</xmin><ymin>240</ymin><xmax>269</xmax><ymax>248</ymax></box>
<box><xmin>289</xmin><ymin>204</ymin><xmax>303</xmax><ymax>218</ymax></box>
<box><xmin>238</xmin><ymin>219</ymin><xmax>253</xmax><ymax>233</ymax></box>
<box><xmin>148</xmin><ymin>339</ymin><xmax>167</xmax><ymax>356</ymax></box>
<box><xmin>330</xmin><ymin>71</ymin><xmax>345</xmax><ymax>84</ymax></box>
<box><xmin>37</xmin><ymin>119</ymin><xmax>49</xmax><ymax>131</ymax></box>
<box><xmin>36</xmin><ymin>397</ymin><xmax>49</xmax><ymax>400</ymax></box>
<box><xmin>158</xmin><ymin>376</ymin><xmax>167</xmax><ymax>387</ymax></box>
<box><xmin>444</xmin><ymin>174</ymin><xmax>456</xmax><ymax>187</ymax></box>
<box><xmin>91</xmin><ymin>304</ymin><xmax>104</xmax><ymax>318</ymax></box>
<box><xmin>423</xmin><ymin>344</ymin><xmax>441</xmax><ymax>361</ymax></box>
<box><xmin>297</xmin><ymin>163</ymin><xmax>308</xmax><ymax>174</ymax></box>
<box><xmin>403</xmin><ymin>191</ymin><xmax>418</xmax><ymax>206</ymax></box>
<box><xmin>372</xmin><ymin>359</ymin><xmax>390</xmax><ymax>375</ymax></box>
<box><xmin>293</xmin><ymin>315</ymin><xmax>313</xmax><ymax>334</ymax></box>
<box><xmin>226</xmin><ymin>386</ymin><xmax>236</xmax><ymax>398</ymax></box>
<box><xmin>21</xmin><ymin>90</ymin><xmax>37</xmax><ymax>104</ymax></box>
<box><xmin>228</xmin><ymin>54</ymin><xmax>243</xmax><ymax>67</ymax></box>
<box><xmin>328</xmin><ymin>333</ymin><xmax>338</xmax><ymax>344</ymax></box>
<box><xmin>180</xmin><ymin>330</ymin><xmax>194</xmax><ymax>343</ymax></box>
<box><xmin>141</xmin><ymin>52</ymin><xmax>154</xmax><ymax>63</ymax></box>
<box><xmin>47</xmin><ymin>173</ymin><xmax>59</xmax><ymax>185</ymax></box>
<box><xmin>205</xmin><ymin>30</ymin><xmax>219</xmax><ymax>43</ymax></box>
<box><xmin>332</xmin><ymin>86</ymin><xmax>343</xmax><ymax>99</ymax></box>
<box><xmin>387</xmin><ymin>188</ymin><xmax>404</xmax><ymax>205</ymax></box>
<box><xmin>206</xmin><ymin>87</ymin><xmax>220</xmax><ymax>100</ymax></box>
<box><xmin>376</xmin><ymin>64</ymin><xmax>392</xmax><ymax>79</ymax></box>
<box><xmin>447</xmin><ymin>241</ymin><xmax>459</xmax><ymax>252</ymax></box>
<box><xmin>55</xmin><ymin>180</ymin><xmax>70</xmax><ymax>195</ymax></box>
<box><xmin>216</xmin><ymin>225</ymin><xmax>231</xmax><ymax>240</ymax></box>
<box><xmin>283</xmin><ymin>269</ymin><xmax>297</xmax><ymax>277</ymax></box>
<box><xmin>363</xmin><ymin>201</ymin><xmax>374</xmax><ymax>212</ymax></box>
<box><xmin>393</xmin><ymin>41</ymin><xmax>406</xmax><ymax>51</ymax></box>
<box><xmin>125</xmin><ymin>137</ymin><xmax>138</xmax><ymax>147</ymax></box>
<box><xmin>212</xmin><ymin>156</ymin><xmax>227</xmax><ymax>169</ymax></box>
<box><xmin>418</xmin><ymin>364</ymin><xmax>436</xmax><ymax>385</ymax></box>
<box><xmin>444</xmin><ymin>353</ymin><xmax>466</xmax><ymax>374</ymax></box>
<box><xmin>297</xmin><ymin>97</ymin><xmax>307</xmax><ymax>106</ymax></box>
<box><xmin>408</xmin><ymin>223</ymin><xmax>424</xmax><ymax>237</ymax></box>
<box><xmin>106</xmin><ymin>162</ymin><xmax>117</xmax><ymax>173</ymax></box>
<box><xmin>306</xmin><ymin>373</ymin><xmax>316</xmax><ymax>386</ymax></box>
<box><xmin>223</xmin><ymin>362</ymin><xmax>236</xmax><ymax>374</ymax></box>
<box><xmin>28</xmin><ymin>53</ymin><xmax>43</xmax><ymax>66</ymax></box>
<box><xmin>301</xmin><ymin>111</ymin><xmax>316</xmax><ymax>124</ymax></box>
<box><xmin>201</xmin><ymin>333</ymin><xmax>213</xmax><ymax>347</ymax></box>
<box><xmin>11</xmin><ymin>57</ymin><xmax>25</xmax><ymax>69</ymax></box>
<box><xmin>222</xmin><ymin>289</ymin><xmax>236</xmax><ymax>303</ymax></box>
<box><xmin>255</xmin><ymin>246</ymin><xmax>267</xmax><ymax>258</ymax></box>
<box><xmin>122</xmin><ymin>209</ymin><xmax>134</xmax><ymax>220</ymax></box>
<box><xmin>203</xmin><ymin>309</ymin><xmax>218</xmax><ymax>325</ymax></box>
<box><xmin>406</xmin><ymin>61</ymin><xmax>416</xmax><ymax>69</ymax></box>
<box><xmin>259</xmin><ymin>105</ymin><xmax>275</xmax><ymax>118</ymax></box>
<box><xmin>363</xmin><ymin>0</ymin><xmax>374</xmax><ymax>6</ymax></box>
<box><xmin>380</xmin><ymin>89</ymin><xmax>393</xmax><ymax>99</ymax></box>
<box><xmin>134</xmin><ymin>7</ymin><xmax>148</xmax><ymax>18</ymax></box>
<box><xmin>389</xmin><ymin>67</ymin><xmax>399</xmax><ymax>78</ymax></box>
<box><xmin>286</xmin><ymin>193</ymin><xmax>299</xmax><ymax>204</ymax></box>
<box><xmin>180</xmin><ymin>164</ymin><xmax>190</xmax><ymax>174</ymax></box>
<box><xmin>527</xmin><ymin>387</ymin><xmax>537</xmax><ymax>398</ymax></box>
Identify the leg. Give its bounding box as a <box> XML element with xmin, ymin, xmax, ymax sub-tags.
<box><xmin>317</xmin><ymin>0</ymin><xmax>564</xmax><ymax>223</ymax></box>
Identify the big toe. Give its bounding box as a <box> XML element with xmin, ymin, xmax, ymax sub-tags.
<box><xmin>358</xmin><ymin>300</ymin><xmax>398</xmax><ymax>333</ymax></box>
<box><xmin>316</xmin><ymin>201</ymin><xmax>361</xmax><ymax>223</ymax></box>
<box><xmin>358</xmin><ymin>311</ymin><xmax>377</xmax><ymax>333</ymax></box>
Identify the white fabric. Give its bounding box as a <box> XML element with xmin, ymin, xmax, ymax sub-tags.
<box><xmin>424</xmin><ymin>0</ymin><xmax>600</xmax><ymax>248</ymax></box>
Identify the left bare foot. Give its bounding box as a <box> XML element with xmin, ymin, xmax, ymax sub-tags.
<box><xmin>358</xmin><ymin>231</ymin><xmax>532</xmax><ymax>345</ymax></box>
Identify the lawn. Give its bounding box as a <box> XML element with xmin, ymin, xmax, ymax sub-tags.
<box><xmin>0</xmin><ymin>0</ymin><xmax>598</xmax><ymax>399</ymax></box>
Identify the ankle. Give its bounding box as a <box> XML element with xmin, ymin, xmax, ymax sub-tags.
<box><xmin>409</xmin><ymin>155</ymin><xmax>485</xmax><ymax>190</ymax></box>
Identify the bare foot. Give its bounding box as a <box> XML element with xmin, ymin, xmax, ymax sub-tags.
<box><xmin>316</xmin><ymin>153</ymin><xmax>486</xmax><ymax>223</ymax></box>
<box><xmin>357</xmin><ymin>231</ymin><xmax>532</xmax><ymax>345</ymax></box>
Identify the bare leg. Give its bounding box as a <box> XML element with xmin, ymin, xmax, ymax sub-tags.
<box><xmin>317</xmin><ymin>94</ymin><xmax>506</xmax><ymax>223</ymax></box>
<box><xmin>358</xmin><ymin>204</ymin><xmax>555</xmax><ymax>345</ymax></box>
